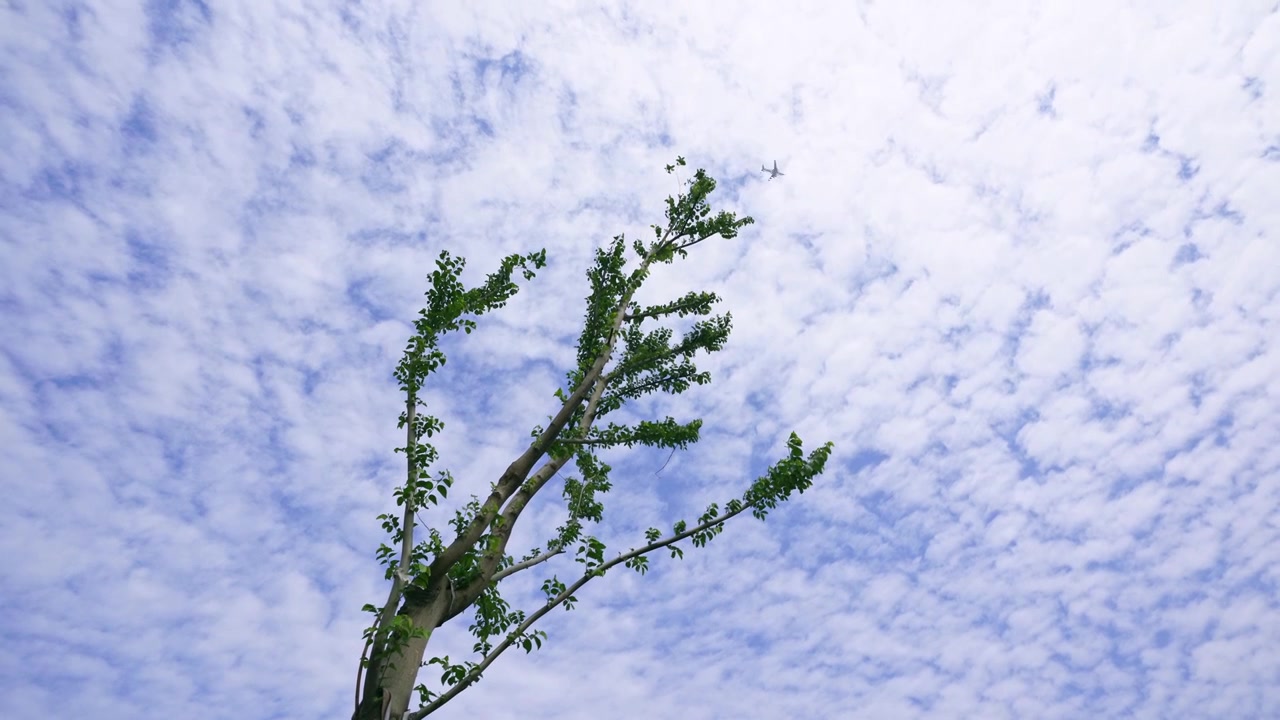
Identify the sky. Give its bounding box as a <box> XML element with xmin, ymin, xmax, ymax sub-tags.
<box><xmin>2</xmin><ymin>1</ymin><xmax>1279</xmax><ymax>718</ymax></box>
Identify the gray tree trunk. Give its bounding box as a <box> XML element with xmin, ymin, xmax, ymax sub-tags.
<box><xmin>355</xmin><ymin>592</ymin><xmax>449</xmax><ymax>720</ymax></box>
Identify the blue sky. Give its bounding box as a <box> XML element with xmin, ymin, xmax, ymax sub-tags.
<box><xmin>3</xmin><ymin>2</ymin><xmax>1279</xmax><ymax>718</ymax></box>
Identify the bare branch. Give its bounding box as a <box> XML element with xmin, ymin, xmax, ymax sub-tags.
<box><xmin>492</xmin><ymin>546</ymin><xmax>565</xmax><ymax>583</ymax></box>
<box><xmin>655</xmin><ymin>448</ymin><xmax>676</xmax><ymax>475</ymax></box>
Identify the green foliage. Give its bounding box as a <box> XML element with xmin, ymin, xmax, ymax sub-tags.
<box><xmin>627</xmin><ymin>290</ymin><xmax>720</xmax><ymax>322</ymax></box>
<box><xmin>425</xmin><ymin>654</ymin><xmax>478</xmax><ymax>689</ymax></box>
<box><xmin>574</xmin><ymin>236</ymin><xmax>631</xmax><ymax>380</ymax></box>
<box><xmin>624</xmin><ymin>555</ymin><xmax>650</xmax><ymax>575</ymax></box>
<box><xmin>575</xmin><ymin>536</ymin><xmax>607</xmax><ymax>574</ymax></box>
<box><xmin>557</xmin><ymin>417</ymin><xmax>703</xmax><ymax>451</ymax></box>
<box><xmin>540</xmin><ymin>576</ymin><xmax>567</xmax><ymax>604</ymax></box>
<box><xmin>648</xmin><ymin>157</ymin><xmax>754</xmax><ymax>260</ymax></box>
<box><xmin>468</xmin><ymin>583</ymin><xmax>533</xmax><ymax>656</ymax></box>
<box><xmin>394</xmin><ymin>249</ymin><xmax>547</xmax><ymax>398</ymax></box>
<box><xmin>380</xmin><ymin>614</ymin><xmax>431</xmax><ymax>661</ymax></box>
<box><xmin>742</xmin><ymin>432</ymin><xmax>833</xmax><ymax>520</ymax></box>
<box><xmin>691</xmin><ymin>503</ymin><xmax>723</xmax><ymax>547</ymax></box>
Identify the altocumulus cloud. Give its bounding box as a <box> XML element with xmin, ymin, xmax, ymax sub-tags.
<box><xmin>1</xmin><ymin>2</ymin><xmax>1278</xmax><ymax>719</ymax></box>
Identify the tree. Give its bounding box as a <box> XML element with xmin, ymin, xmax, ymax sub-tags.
<box><xmin>354</xmin><ymin>158</ymin><xmax>834</xmax><ymax>720</ymax></box>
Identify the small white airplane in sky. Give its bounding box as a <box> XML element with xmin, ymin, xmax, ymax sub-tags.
<box><xmin>762</xmin><ymin>160</ymin><xmax>784</xmax><ymax>180</ymax></box>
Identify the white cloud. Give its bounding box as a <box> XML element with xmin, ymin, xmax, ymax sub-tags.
<box><xmin>1</xmin><ymin>1</ymin><xmax>1278</xmax><ymax>718</ymax></box>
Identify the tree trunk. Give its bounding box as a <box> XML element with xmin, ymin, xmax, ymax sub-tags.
<box><xmin>355</xmin><ymin>591</ymin><xmax>450</xmax><ymax>720</ymax></box>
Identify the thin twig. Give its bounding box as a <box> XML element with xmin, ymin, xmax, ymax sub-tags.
<box><xmin>655</xmin><ymin>448</ymin><xmax>676</xmax><ymax>475</ymax></box>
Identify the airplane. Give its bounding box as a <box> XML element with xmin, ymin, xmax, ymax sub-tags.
<box><xmin>762</xmin><ymin>160</ymin><xmax>784</xmax><ymax>180</ymax></box>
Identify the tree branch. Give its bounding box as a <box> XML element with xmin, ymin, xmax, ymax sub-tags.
<box><xmin>600</xmin><ymin>369</ymin><xmax>677</xmax><ymax>396</ymax></box>
<box><xmin>442</xmin><ymin>253</ymin><xmax>648</xmax><ymax>621</ymax></box>
<box><xmin>427</xmin><ymin>348</ymin><xmax>605</xmax><ymax>580</ymax></box>
<box><xmin>491</xmin><ymin>546</ymin><xmax>565</xmax><ymax>583</ymax></box>
<box><xmin>408</xmin><ymin>501</ymin><xmax>754</xmax><ymax>718</ymax></box>
<box><xmin>673</xmin><ymin>230</ymin><xmax>721</xmax><ymax>253</ymax></box>
<box><xmin>357</xmin><ymin>394</ymin><xmax>420</xmax><ymax>712</ymax></box>
<box><xmin>623</xmin><ymin>293</ymin><xmax>711</xmax><ymax>323</ymax></box>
